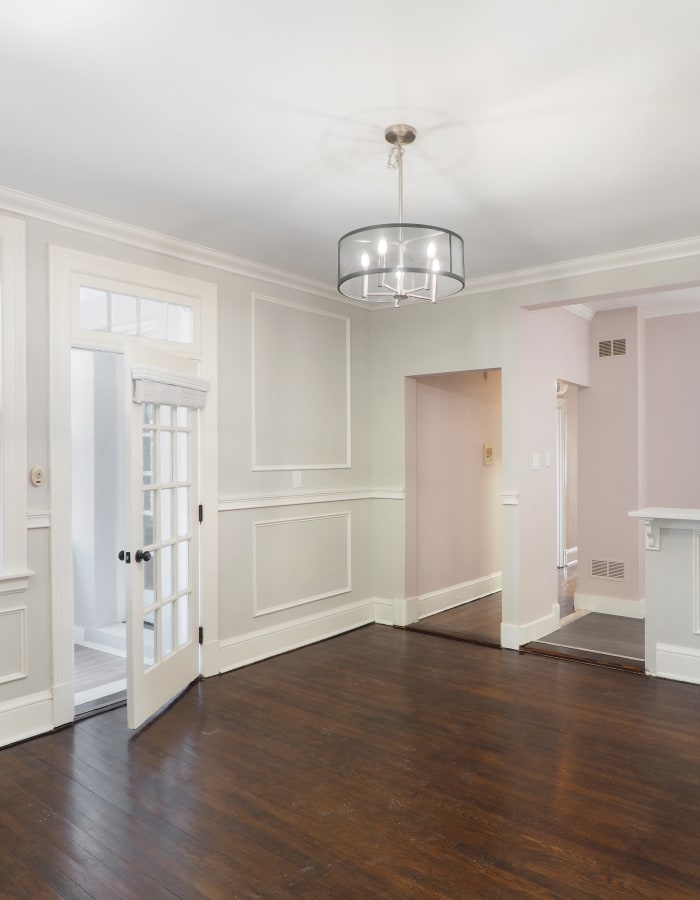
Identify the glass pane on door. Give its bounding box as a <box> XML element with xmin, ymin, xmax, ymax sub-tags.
<box><xmin>138</xmin><ymin>392</ymin><xmax>195</xmax><ymax>672</ymax></box>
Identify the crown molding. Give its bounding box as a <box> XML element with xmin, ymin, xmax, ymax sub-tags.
<box><xmin>456</xmin><ymin>235</ymin><xmax>700</xmax><ymax>298</ymax></box>
<box><xmin>642</xmin><ymin>297</ymin><xmax>700</xmax><ymax>319</ymax></box>
<box><xmin>0</xmin><ymin>185</ymin><xmax>358</xmax><ymax>306</ymax></box>
<box><xmin>3</xmin><ymin>183</ymin><xmax>700</xmax><ymax>306</ymax></box>
<box><xmin>564</xmin><ymin>304</ymin><xmax>595</xmax><ymax>321</ymax></box>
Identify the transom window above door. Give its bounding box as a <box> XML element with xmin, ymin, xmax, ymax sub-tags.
<box><xmin>80</xmin><ymin>285</ymin><xmax>193</xmax><ymax>344</ymax></box>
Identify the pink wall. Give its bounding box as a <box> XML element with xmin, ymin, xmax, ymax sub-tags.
<box><xmin>413</xmin><ymin>369</ymin><xmax>502</xmax><ymax>596</ymax></box>
<box><xmin>646</xmin><ymin>311</ymin><xmax>700</xmax><ymax>506</ymax></box>
<box><xmin>516</xmin><ymin>308</ymin><xmax>590</xmax><ymax>627</ymax></box>
<box><xmin>577</xmin><ymin>307</ymin><xmax>645</xmax><ymax>603</ymax></box>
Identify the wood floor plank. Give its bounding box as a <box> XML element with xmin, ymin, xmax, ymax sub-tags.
<box><xmin>3</xmin><ymin>625</ymin><xmax>700</xmax><ymax>897</ymax></box>
<box><xmin>534</xmin><ymin>611</ymin><xmax>645</xmax><ymax>658</ymax></box>
<box><xmin>406</xmin><ymin>591</ymin><xmax>502</xmax><ymax>645</ymax></box>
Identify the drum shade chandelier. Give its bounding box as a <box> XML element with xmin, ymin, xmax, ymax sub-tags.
<box><xmin>337</xmin><ymin>124</ymin><xmax>465</xmax><ymax>306</ymax></box>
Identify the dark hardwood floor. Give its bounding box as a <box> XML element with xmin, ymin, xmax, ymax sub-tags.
<box><xmin>524</xmin><ymin>613</ymin><xmax>645</xmax><ymax>673</ymax></box>
<box><xmin>3</xmin><ymin>624</ymin><xmax>700</xmax><ymax>898</ymax></box>
<box><xmin>406</xmin><ymin>592</ymin><xmax>502</xmax><ymax>646</ymax></box>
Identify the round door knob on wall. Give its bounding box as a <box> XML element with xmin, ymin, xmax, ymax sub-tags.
<box><xmin>30</xmin><ymin>466</ymin><xmax>45</xmax><ymax>486</ymax></box>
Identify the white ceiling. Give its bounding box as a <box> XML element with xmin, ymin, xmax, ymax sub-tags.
<box><xmin>2</xmin><ymin>0</ymin><xmax>700</xmax><ymax>294</ymax></box>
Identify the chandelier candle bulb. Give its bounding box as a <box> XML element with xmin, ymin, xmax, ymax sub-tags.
<box><xmin>337</xmin><ymin>124</ymin><xmax>465</xmax><ymax>305</ymax></box>
<box><xmin>361</xmin><ymin>252</ymin><xmax>370</xmax><ymax>298</ymax></box>
<box><xmin>430</xmin><ymin>258</ymin><xmax>440</xmax><ymax>303</ymax></box>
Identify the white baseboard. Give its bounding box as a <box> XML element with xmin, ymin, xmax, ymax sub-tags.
<box><xmin>51</xmin><ymin>680</ymin><xmax>75</xmax><ymax>728</ymax></box>
<box><xmin>0</xmin><ymin>690</ymin><xmax>53</xmax><ymax>749</ymax></box>
<box><xmin>417</xmin><ymin>573</ymin><xmax>502</xmax><ymax>621</ymax></box>
<box><xmin>501</xmin><ymin>603</ymin><xmax>560</xmax><ymax>650</ymax></box>
<box><xmin>218</xmin><ymin>599</ymin><xmax>375</xmax><ymax>674</ymax></box>
<box><xmin>393</xmin><ymin>595</ymin><xmax>420</xmax><ymax>627</ymax></box>
<box><xmin>201</xmin><ymin>639</ymin><xmax>220</xmax><ymax>678</ymax></box>
<box><xmin>574</xmin><ymin>592</ymin><xmax>645</xmax><ymax>619</ymax></box>
<box><xmin>372</xmin><ymin>597</ymin><xmax>394</xmax><ymax>626</ymax></box>
<box><xmin>655</xmin><ymin>643</ymin><xmax>700</xmax><ymax>684</ymax></box>
<box><xmin>566</xmin><ymin>546</ymin><xmax>578</xmax><ymax>566</ymax></box>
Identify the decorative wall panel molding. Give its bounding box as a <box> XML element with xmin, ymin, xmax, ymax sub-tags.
<box><xmin>253</xmin><ymin>512</ymin><xmax>351</xmax><ymax>615</ymax></box>
<box><xmin>219</xmin><ymin>489</ymin><xmax>404</xmax><ymax>511</ymax></box>
<box><xmin>0</xmin><ymin>606</ymin><xmax>27</xmax><ymax>684</ymax></box>
<box><xmin>251</xmin><ymin>295</ymin><xmax>351</xmax><ymax>470</ymax></box>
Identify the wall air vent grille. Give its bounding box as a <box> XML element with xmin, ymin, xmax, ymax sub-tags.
<box><xmin>591</xmin><ymin>559</ymin><xmax>626</xmax><ymax>580</ymax></box>
<box><xmin>598</xmin><ymin>338</ymin><xmax>627</xmax><ymax>358</ymax></box>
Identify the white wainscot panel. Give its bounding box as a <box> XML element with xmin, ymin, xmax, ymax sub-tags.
<box><xmin>252</xmin><ymin>295</ymin><xmax>350</xmax><ymax>469</ymax></box>
<box><xmin>0</xmin><ymin>606</ymin><xmax>27</xmax><ymax>683</ymax></box>
<box><xmin>254</xmin><ymin>512</ymin><xmax>351</xmax><ymax>615</ymax></box>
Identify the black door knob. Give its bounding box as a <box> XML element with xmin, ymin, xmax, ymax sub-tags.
<box><xmin>135</xmin><ymin>549</ymin><xmax>152</xmax><ymax>563</ymax></box>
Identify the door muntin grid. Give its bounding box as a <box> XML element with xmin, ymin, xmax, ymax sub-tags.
<box><xmin>141</xmin><ymin>402</ymin><xmax>194</xmax><ymax>669</ymax></box>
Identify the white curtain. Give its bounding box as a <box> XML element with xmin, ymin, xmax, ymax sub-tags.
<box><xmin>131</xmin><ymin>365</ymin><xmax>209</xmax><ymax>409</ymax></box>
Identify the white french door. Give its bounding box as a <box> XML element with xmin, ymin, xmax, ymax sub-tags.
<box><xmin>123</xmin><ymin>343</ymin><xmax>206</xmax><ymax>729</ymax></box>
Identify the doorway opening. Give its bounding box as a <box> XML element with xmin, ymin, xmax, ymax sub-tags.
<box><xmin>405</xmin><ymin>368</ymin><xmax>503</xmax><ymax>646</ymax></box>
<box><xmin>524</xmin><ymin>377</ymin><xmax>644</xmax><ymax>671</ymax></box>
<box><xmin>71</xmin><ymin>348</ymin><xmax>127</xmax><ymax>714</ymax></box>
<box><xmin>556</xmin><ymin>379</ymin><xmax>579</xmax><ymax>622</ymax></box>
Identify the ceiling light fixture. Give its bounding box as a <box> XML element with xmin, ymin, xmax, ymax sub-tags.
<box><xmin>337</xmin><ymin>124</ymin><xmax>465</xmax><ymax>306</ymax></box>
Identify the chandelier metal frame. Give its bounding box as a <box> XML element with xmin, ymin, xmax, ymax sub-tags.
<box><xmin>337</xmin><ymin>124</ymin><xmax>465</xmax><ymax>306</ymax></box>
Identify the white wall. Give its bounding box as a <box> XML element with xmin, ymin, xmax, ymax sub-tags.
<box><xmin>216</xmin><ymin>282</ymin><xmax>376</xmax><ymax>670</ymax></box>
<box><xmin>1</xmin><ymin>209</ymin><xmax>379</xmax><ymax>745</ymax></box>
<box><xmin>370</xmin><ymin>296</ymin><xmax>590</xmax><ymax>645</ymax></box>
<box><xmin>5</xmin><ymin>190</ymin><xmax>700</xmax><ymax>744</ymax></box>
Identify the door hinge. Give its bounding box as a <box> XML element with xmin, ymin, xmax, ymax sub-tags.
<box><xmin>198</xmin><ymin>504</ymin><xmax>203</xmax><ymax>523</ymax></box>
<box><xmin>198</xmin><ymin>626</ymin><xmax>204</xmax><ymax>645</ymax></box>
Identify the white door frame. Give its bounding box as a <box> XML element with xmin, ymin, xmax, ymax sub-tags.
<box><xmin>556</xmin><ymin>398</ymin><xmax>567</xmax><ymax>569</ymax></box>
<box><xmin>49</xmin><ymin>247</ymin><xmax>218</xmax><ymax>727</ymax></box>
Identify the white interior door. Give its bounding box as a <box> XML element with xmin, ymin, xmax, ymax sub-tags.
<box><xmin>123</xmin><ymin>343</ymin><xmax>206</xmax><ymax>729</ymax></box>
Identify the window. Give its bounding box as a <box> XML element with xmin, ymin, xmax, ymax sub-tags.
<box><xmin>79</xmin><ymin>286</ymin><xmax>193</xmax><ymax>344</ymax></box>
